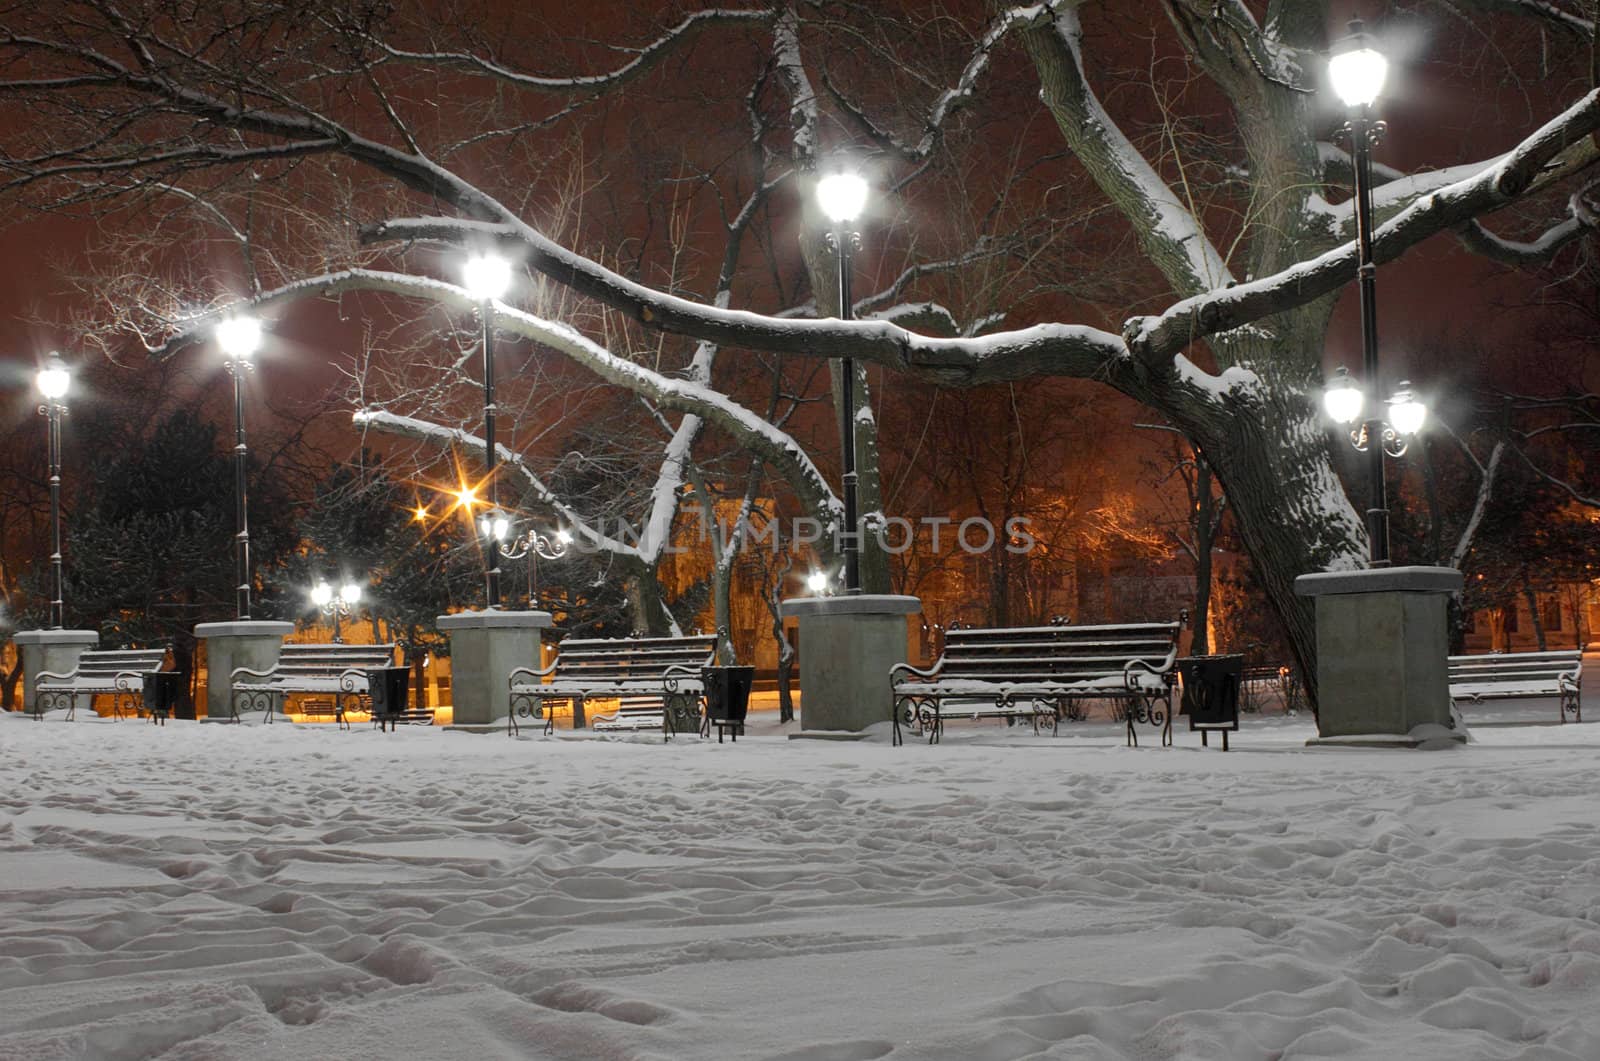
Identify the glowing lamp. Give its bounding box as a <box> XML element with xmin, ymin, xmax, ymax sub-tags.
<box><xmin>1323</xmin><ymin>366</ymin><xmax>1364</xmax><ymax>425</ymax></box>
<box><xmin>1388</xmin><ymin>385</ymin><xmax>1426</xmax><ymax>435</ymax></box>
<box><xmin>816</xmin><ymin>171</ymin><xmax>869</xmax><ymax>224</ymax></box>
<box><xmin>462</xmin><ymin>253</ymin><xmax>512</xmax><ymax>301</ymax></box>
<box><xmin>216</xmin><ymin>315</ymin><xmax>263</xmax><ymax>360</ymax></box>
<box><xmin>36</xmin><ymin>355</ymin><xmax>70</xmax><ymax>400</ymax></box>
<box><xmin>1328</xmin><ymin>22</ymin><xmax>1387</xmax><ymax>109</ymax></box>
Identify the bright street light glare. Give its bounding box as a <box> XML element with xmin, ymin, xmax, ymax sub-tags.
<box><xmin>36</xmin><ymin>355</ymin><xmax>70</xmax><ymax>400</ymax></box>
<box><xmin>462</xmin><ymin>253</ymin><xmax>513</xmax><ymax>301</ymax></box>
<box><xmin>816</xmin><ymin>172</ymin><xmax>869</xmax><ymax>224</ymax></box>
<box><xmin>1328</xmin><ymin>40</ymin><xmax>1387</xmax><ymax>108</ymax></box>
<box><xmin>1388</xmin><ymin>387</ymin><xmax>1427</xmax><ymax>435</ymax></box>
<box><xmin>216</xmin><ymin>315</ymin><xmax>263</xmax><ymax>359</ymax></box>
<box><xmin>1323</xmin><ymin>368</ymin><xmax>1364</xmax><ymax>425</ymax></box>
<box><xmin>310</xmin><ymin>581</ymin><xmax>332</xmax><ymax>607</ymax></box>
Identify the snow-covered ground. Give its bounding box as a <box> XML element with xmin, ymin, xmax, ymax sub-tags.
<box><xmin>3</xmin><ymin>705</ymin><xmax>1598</xmax><ymax>1060</ymax></box>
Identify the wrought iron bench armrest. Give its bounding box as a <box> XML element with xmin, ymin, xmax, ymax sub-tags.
<box><xmin>889</xmin><ymin>659</ymin><xmax>944</xmax><ymax>682</ymax></box>
<box><xmin>509</xmin><ymin>659</ymin><xmax>560</xmax><ymax>686</ymax></box>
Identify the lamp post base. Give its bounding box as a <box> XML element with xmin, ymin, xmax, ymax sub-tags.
<box><xmin>437</xmin><ymin>609</ymin><xmax>552</xmax><ymax>729</ymax></box>
<box><xmin>195</xmin><ymin>621</ymin><xmax>294</xmax><ymax>720</ymax></box>
<box><xmin>1294</xmin><ymin>566</ymin><xmax>1464</xmax><ymax>746</ymax></box>
<box><xmin>12</xmin><ymin>629</ymin><xmax>99</xmax><ymax>714</ymax></box>
<box><xmin>780</xmin><ymin>595</ymin><xmax>920</xmax><ymax>735</ymax></box>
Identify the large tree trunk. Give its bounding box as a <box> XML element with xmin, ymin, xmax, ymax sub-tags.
<box><xmin>1157</xmin><ymin>325</ymin><xmax>1366</xmax><ymax>718</ymax></box>
<box><xmin>628</xmin><ymin>564</ymin><xmax>675</xmax><ymax>636</ymax></box>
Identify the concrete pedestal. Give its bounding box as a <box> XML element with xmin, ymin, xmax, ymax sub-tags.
<box><xmin>780</xmin><ymin>595</ymin><xmax>921</xmax><ymax>738</ymax></box>
<box><xmin>195</xmin><ymin>621</ymin><xmax>294</xmax><ymax>720</ymax></box>
<box><xmin>437</xmin><ymin>610</ymin><xmax>552</xmax><ymax>731</ymax></box>
<box><xmin>1294</xmin><ymin>566</ymin><xmax>1465</xmax><ymax>748</ymax></box>
<box><xmin>11</xmin><ymin>629</ymin><xmax>99</xmax><ymax>713</ymax></box>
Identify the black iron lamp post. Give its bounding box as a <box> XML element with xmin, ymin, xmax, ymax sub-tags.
<box><xmin>815</xmin><ymin>168</ymin><xmax>871</xmax><ymax>594</ymax></box>
<box><xmin>311</xmin><ymin>579</ymin><xmax>361</xmax><ymax>643</ymax></box>
<box><xmin>1324</xmin><ymin>21</ymin><xmax>1426</xmax><ymax>567</ymax></box>
<box><xmin>35</xmin><ymin>354</ymin><xmax>71</xmax><ymax>629</ymax></box>
<box><xmin>216</xmin><ymin>315</ymin><xmax>262</xmax><ymax>617</ymax></box>
<box><xmin>462</xmin><ymin>252</ymin><xmax>513</xmax><ymax>608</ymax></box>
<box><xmin>489</xmin><ymin>513</ymin><xmax>572</xmax><ymax>609</ymax></box>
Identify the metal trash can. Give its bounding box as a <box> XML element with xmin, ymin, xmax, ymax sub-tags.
<box><xmin>366</xmin><ymin>666</ymin><xmax>411</xmax><ymax>731</ymax></box>
<box><xmin>142</xmin><ymin>671</ymin><xmax>185</xmax><ymax>726</ymax></box>
<box><xmin>1177</xmin><ymin>654</ymin><xmax>1243</xmax><ymax>749</ymax></box>
<box><xmin>701</xmin><ymin>665</ymin><xmax>755</xmax><ymax>742</ymax></box>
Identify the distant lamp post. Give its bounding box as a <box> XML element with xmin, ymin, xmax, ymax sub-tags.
<box><xmin>35</xmin><ymin>354</ymin><xmax>71</xmax><ymax>629</ymax></box>
<box><xmin>462</xmin><ymin>251</ymin><xmax>513</xmax><ymax>608</ymax></box>
<box><xmin>816</xmin><ymin>168</ymin><xmax>871</xmax><ymax>595</ymax></box>
<box><xmin>311</xmin><ymin>579</ymin><xmax>361</xmax><ymax>643</ymax></box>
<box><xmin>1325</xmin><ymin>21</ymin><xmax>1422</xmax><ymax>567</ymax></box>
<box><xmin>492</xmin><ymin>513</ymin><xmax>573</xmax><ymax>609</ymax></box>
<box><xmin>806</xmin><ymin>570</ymin><xmax>834</xmax><ymax>597</ymax></box>
<box><xmin>216</xmin><ymin>314</ymin><xmax>263</xmax><ymax>617</ymax></box>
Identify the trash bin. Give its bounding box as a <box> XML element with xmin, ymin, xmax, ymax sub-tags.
<box><xmin>142</xmin><ymin>671</ymin><xmax>185</xmax><ymax>725</ymax></box>
<box><xmin>367</xmin><ymin>667</ymin><xmax>411</xmax><ymax>731</ymax></box>
<box><xmin>702</xmin><ymin>665</ymin><xmax>755</xmax><ymax>742</ymax></box>
<box><xmin>1177</xmin><ymin>654</ymin><xmax>1243</xmax><ymax>749</ymax></box>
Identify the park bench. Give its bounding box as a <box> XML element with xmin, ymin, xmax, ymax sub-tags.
<box><xmin>890</xmin><ymin>619</ymin><xmax>1183</xmax><ymax>746</ymax></box>
<box><xmin>230</xmin><ymin>643</ymin><xmax>397</xmax><ymax>726</ymax></box>
<box><xmin>507</xmin><ymin>633</ymin><xmax>718</xmax><ymax>739</ymax></box>
<box><xmin>1447</xmin><ymin>649</ymin><xmax>1582</xmax><ymax>723</ymax></box>
<box><xmin>31</xmin><ymin>648</ymin><xmax>170</xmax><ymax>721</ymax></box>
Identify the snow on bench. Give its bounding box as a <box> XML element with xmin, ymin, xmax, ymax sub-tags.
<box><xmin>1447</xmin><ymin>650</ymin><xmax>1582</xmax><ymax>723</ymax></box>
<box><xmin>31</xmin><ymin>648</ymin><xmax>169</xmax><ymax>721</ymax></box>
<box><xmin>891</xmin><ymin>619</ymin><xmax>1183</xmax><ymax>746</ymax></box>
<box><xmin>508</xmin><ymin>634</ymin><xmax>717</xmax><ymax>740</ymax></box>
<box><xmin>230</xmin><ymin>643</ymin><xmax>397</xmax><ymax>727</ymax></box>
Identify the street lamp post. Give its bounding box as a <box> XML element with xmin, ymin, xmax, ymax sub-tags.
<box><xmin>816</xmin><ymin>169</ymin><xmax>871</xmax><ymax>594</ymax></box>
<box><xmin>488</xmin><ymin>512</ymin><xmax>572</xmax><ymax>609</ymax></box>
<box><xmin>311</xmin><ymin>579</ymin><xmax>361</xmax><ymax>643</ymax></box>
<box><xmin>216</xmin><ymin>315</ymin><xmax>262</xmax><ymax>617</ymax></box>
<box><xmin>1325</xmin><ymin>21</ymin><xmax>1428</xmax><ymax>568</ymax></box>
<box><xmin>35</xmin><ymin>354</ymin><xmax>71</xmax><ymax>629</ymax></box>
<box><xmin>462</xmin><ymin>252</ymin><xmax>513</xmax><ymax>608</ymax></box>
